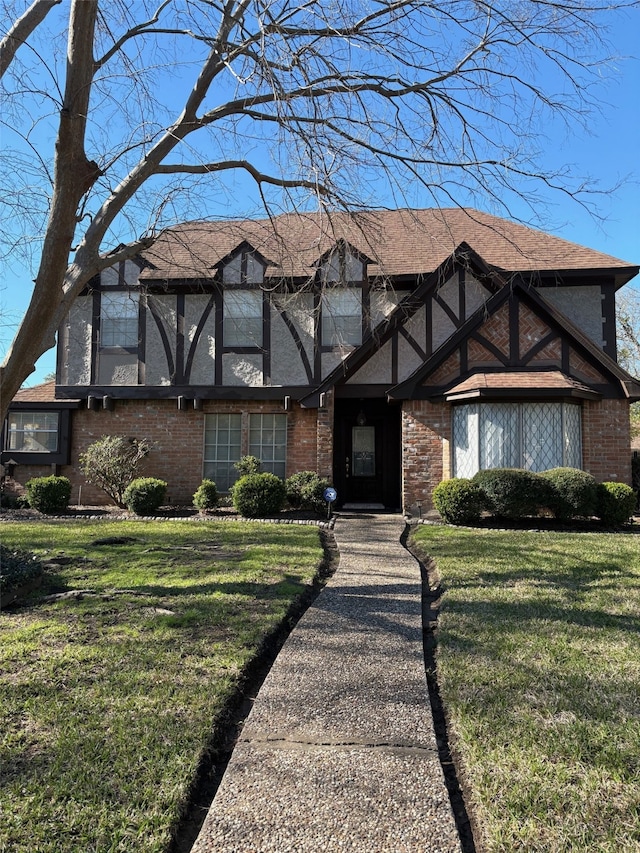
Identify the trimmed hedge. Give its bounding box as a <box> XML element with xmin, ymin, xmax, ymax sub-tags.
<box><xmin>541</xmin><ymin>467</ymin><xmax>598</xmax><ymax>520</ymax></box>
<box><xmin>472</xmin><ymin>468</ymin><xmax>548</xmax><ymax>519</ymax></box>
<box><xmin>432</xmin><ymin>478</ymin><xmax>483</xmax><ymax>525</ymax></box>
<box><xmin>285</xmin><ymin>471</ymin><xmax>330</xmax><ymax>514</ymax></box>
<box><xmin>193</xmin><ymin>479</ymin><xmax>218</xmax><ymax>511</ymax></box>
<box><xmin>231</xmin><ymin>473</ymin><xmax>286</xmax><ymax>517</ymax></box>
<box><xmin>25</xmin><ymin>476</ymin><xmax>71</xmax><ymax>513</ymax></box>
<box><xmin>123</xmin><ymin>478</ymin><xmax>167</xmax><ymax>515</ymax></box>
<box><xmin>596</xmin><ymin>482</ymin><xmax>637</xmax><ymax>526</ymax></box>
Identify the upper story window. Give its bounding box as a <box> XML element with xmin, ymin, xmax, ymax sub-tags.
<box><xmin>322</xmin><ymin>289</ymin><xmax>362</xmax><ymax>346</ymax></box>
<box><xmin>6</xmin><ymin>411</ymin><xmax>59</xmax><ymax>453</ymax></box>
<box><xmin>222</xmin><ymin>250</ymin><xmax>264</xmax><ymax>286</ymax></box>
<box><xmin>223</xmin><ymin>290</ymin><xmax>263</xmax><ymax>347</ymax></box>
<box><xmin>319</xmin><ymin>243</ymin><xmax>366</xmax><ymax>347</ymax></box>
<box><xmin>100</xmin><ymin>291</ymin><xmax>139</xmax><ymax>348</ymax></box>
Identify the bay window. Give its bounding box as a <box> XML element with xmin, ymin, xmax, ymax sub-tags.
<box><xmin>453</xmin><ymin>401</ymin><xmax>582</xmax><ymax>478</ymax></box>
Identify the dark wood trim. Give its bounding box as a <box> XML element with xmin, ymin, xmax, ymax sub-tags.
<box><xmin>433</xmin><ymin>290</ymin><xmax>459</xmax><ymax>327</ymax></box>
<box><xmin>1</xmin><ymin>409</ymin><xmax>72</xmax><ymax>465</ymax></box>
<box><xmin>262</xmin><ymin>291</ymin><xmax>271</xmax><ymax>383</ymax></box>
<box><xmin>602</xmin><ymin>283</ymin><xmax>617</xmax><ymax>359</ymax></box>
<box><xmin>175</xmin><ymin>293</ymin><xmax>185</xmax><ymax>384</ymax></box>
<box><xmin>90</xmin><ymin>290</ymin><xmax>100</xmax><ymax>384</ymax></box>
<box><xmin>313</xmin><ymin>290</ymin><xmax>321</xmax><ymax>382</ymax></box>
<box><xmin>184</xmin><ymin>294</ymin><xmax>216</xmax><ymax>383</ymax></box>
<box><xmin>138</xmin><ymin>293</ymin><xmax>146</xmax><ymax>385</ymax></box>
<box><xmin>459</xmin><ymin>267</ymin><xmax>466</xmax><ymax>323</ymax></box>
<box><xmin>274</xmin><ymin>303</ymin><xmax>314</xmax><ymax>383</ymax></box>
<box><xmin>398</xmin><ymin>326</ymin><xmax>427</xmax><ymax>362</ymax></box>
<box><xmin>54</xmin><ymin>385</ymin><xmax>312</xmax><ymax>401</ymax></box>
<box><xmin>214</xmin><ymin>290</ymin><xmax>223</xmax><ymax>385</ymax></box>
<box><xmin>147</xmin><ymin>296</ymin><xmax>176</xmax><ymax>382</ymax></box>
<box><xmin>469</xmin><ymin>332</ymin><xmax>510</xmax><ymax>365</ymax></box>
<box><xmin>520</xmin><ymin>332</ymin><xmax>559</xmax><ymax>364</ymax></box>
<box><xmin>509</xmin><ymin>292</ymin><xmax>519</xmax><ymax>365</ymax></box>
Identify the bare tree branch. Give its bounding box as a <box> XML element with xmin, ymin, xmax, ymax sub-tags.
<box><xmin>0</xmin><ymin>0</ymin><xmax>61</xmax><ymax>79</ymax></box>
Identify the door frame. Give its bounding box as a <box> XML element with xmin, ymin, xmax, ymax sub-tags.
<box><xmin>332</xmin><ymin>397</ymin><xmax>401</xmax><ymax>508</ymax></box>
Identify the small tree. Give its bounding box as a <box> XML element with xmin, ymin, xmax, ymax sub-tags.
<box><xmin>79</xmin><ymin>435</ymin><xmax>151</xmax><ymax>507</ymax></box>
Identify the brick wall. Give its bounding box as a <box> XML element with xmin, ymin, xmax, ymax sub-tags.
<box><xmin>582</xmin><ymin>398</ymin><xmax>632</xmax><ymax>484</ymax></box>
<box><xmin>6</xmin><ymin>398</ymin><xmax>320</xmax><ymax>506</ymax></box>
<box><xmin>401</xmin><ymin>400</ymin><xmax>450</xmax><ymax>511</ymax></box>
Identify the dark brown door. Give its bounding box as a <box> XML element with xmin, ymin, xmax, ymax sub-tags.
<box><xmin>333</xmin><ymin>399</ymin><xmax>401</xmax><ymax>508</ymax></box>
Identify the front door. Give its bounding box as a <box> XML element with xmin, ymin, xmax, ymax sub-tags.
<box><xmin>333</xmin><ymin>399</ymin><xmax>401</xmax><ymax>507</ymax></box>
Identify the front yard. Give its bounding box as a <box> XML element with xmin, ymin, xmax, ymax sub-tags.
<box><xmin>0</xmin><ymin>520</ymin><xmax>325</xmax><ymax>853</ymax></box>
<box><xmin>411</xmin><ymin>524</ymin><xmax>640</xmax><ymax>853</ymax></box>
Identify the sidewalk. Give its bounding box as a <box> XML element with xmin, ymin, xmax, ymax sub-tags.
<box><xmin>191</xmin><ymin>512</ymin><xmax>462</xmax><ymax>853</ymax></box>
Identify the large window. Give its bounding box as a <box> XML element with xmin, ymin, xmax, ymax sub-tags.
<box><xmin>203</xmin><ymin>412</ymin><xmax>287</xmax><ymax>490</ymax></box>
<box><xmin>453</xmin><ymin>401</ymin><xmax>582</xmax><ymax>478</ymax></box>
<box><xmin>249</xmin><ymin>414</ymin><xmax>287</xmax><ymax>479</ymax></box>
<box><xmin>322</xmin><ymin>289</ymin><xmax>362</xmax><ymax>346</ymax></box>
<box><xmin>223</xmin><ymin>290</ymin><xmax>263</xmax><ymax>347</ymax></box>
<box><xmin>6</xmin><ymin>412</ymin><xmax>59</xmax><ymax>452</ymax></box>
<box><xmin>203</xmin><ymin>413</ymin><xmax>242</xmax><ymax>492</ymax></box>
<box><xmin>100</xmin><ymin>291</ymin><xmax>139</xmax><ymax>348</ymax></box>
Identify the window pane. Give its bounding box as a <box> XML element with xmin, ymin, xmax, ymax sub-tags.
<box><xmin>100</xmin><ymin>291</ymin><xmax>139</xmax><ymax>348</ymax></box>
<box><xmin>249</xmin><ymin>414</ymin><xmax>287</xmax><ymax>479</ymax></box>
<box><xmin>563</xmin><ymin>403</ymin><xmax>582</xmax><ymax>468</ymax></box>
<box><xmin>203</xmin><ymin>413</ymin><xmax>242</xmax><ymax>491</ymax></box>
<box><xmin>522</xmin><ymin>403</ymin><xmax>562</xmax><ymax>471</ymax></box>
<box><xmin>352</xmin><ymin>426</ymin><xmax>375</xmax><ymax>477</ymax></box>
<box><xmin>224</xmin><ymin>290</ymin><xmax>263</xmax><ymax>346</ymax></box>
<box><xmin>452</xmin><ymin>404</ymin><xmax>479</xmax><ymax>479</ymax></box>
<box><xmin>322</xmin><ymin>289</ymin><xmax>362</xmax><ymax>346</ymax></box>
<box><xmin>480</xmin><ymin>404</ymin><xmax>519</xmax><ymax>469</ymax></box>
<box><xmin>7</xmin><ymin>412</ymin><xmax>59</xmax><ymax>452</ymax></box>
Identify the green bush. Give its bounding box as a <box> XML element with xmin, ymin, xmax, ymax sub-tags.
<box><xmin>472</xmin><ymin>468</ymin><xmax>547</xmax><ymax>519</ymax></box>
<box><xmin>193</xmin><ymin>479</ymin><xmax>218</xmax><ymax>511</ymax></box>
<box><xmin>25</xmin><ymin>475</ymin><xmax>71</xmax><ymax>513</ymax></box>
<box><xmin>231</xmin><ymin>472</ymin><xmax>286</xmax><ymax>517</ymax></box>
<box><xmin>596</xmin><ymin>482</ymin><xmax>637</xmax><ymax>526</ymax></box>
<box><xmin>0</xmin><ymin>544</ymin><xmax>42</xmax><ymax>601</ymax></box>
<box><xmin>432</xmin><ymin>478</ymin><xmax>483</xmax><ymax>525</ymax></box>
<box><xmin>79</xmin><ymin>435</ymin><xmax>151</xmax><ymax>507</ymax></box>
<box><xmin>285</xmin><ymin>471</ymin><xmax>330</xmax><ymax>514</ymax></box>
<box><xmin>542</xmin><ymin>467</ymin><xmax>598</xmax><ymax>520</ymax></box>
<box><xmin>123</xmin><ymin>477</ymin><xmax>167</xmax><ymax>515</ymax></box>
<box><xmin>234</xmin><ymin>455</ymin><xmax>261</xmax><ymax>477</ymax></box>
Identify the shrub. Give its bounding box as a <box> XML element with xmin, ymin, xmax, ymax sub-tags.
<box><xmin>596</xmin><ymin>482</ymin><xmax>637</xmax><ymax>526</ymax></box>
<box><xmin>234</xmin><ymin>455</ymin><xmax>261</xmax><ymax>477</ymax></box>
<box><xmin>542</xmin><ymin>467</ymin><xmax>598</xmax><ymax>520</ymax></box>
<box><xmin>79</xmin><ymin>435</ymin><xmax>151</xmax><ymax>507</ymax></box>
<box><xmin>25</xmin><ymin>475</ymin><xmax>71</xmax><ymax>513</ymax></box>
<box><xmin>432</xmin><ymin>478</ymin><xmax>483</xmax><ymax>525</ymax></box>
<box><xmin>472</xmin><ymin>468</ymin><xmax>547</xmax><ymax>519</ymax></box>
<box><xmin>193</xmin><ymin>479</ymin><xmax>218</xmax><ymax>511</ymax></box>
<box><xmin>123</xmin><ymin>477</ymin><xmax>167</xmax><ymax>515</ymax></box>
<box><xmin>0</xmin><ymin>544</ymin><xmax>42</xmax><ymax>603</ymax></box>
<box><xmin>231</xmin><ymin>472</ymin><xmax>286</xmax><ymax>517</ymax></box>
<box><xmin>285</xmin><ymin>471</ymin><xmax>330</xmax><ymax>514</ymax></box>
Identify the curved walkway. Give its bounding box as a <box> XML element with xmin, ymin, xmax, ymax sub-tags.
<box><xmin>191</xmin><ymin>512</ymin><xmax>462</xmax><ymax>853</ymax></box>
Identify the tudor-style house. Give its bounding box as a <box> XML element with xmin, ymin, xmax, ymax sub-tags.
<box><xmin>3</xmin><ymin>208</ymin><xmax>639</xmax><ymax>511</ymax></box>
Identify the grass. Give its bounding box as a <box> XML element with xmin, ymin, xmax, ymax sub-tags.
<box><xmin>411</xmin><ymin>524</ymin><xmax>640</xmax><ymax>853</ymax></box>
<box><xmin>0</xmin><ymin>520</ymin><xmax>324</xmax><ymax>853</ymax></box>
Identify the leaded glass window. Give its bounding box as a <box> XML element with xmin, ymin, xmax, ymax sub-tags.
<box><xmin>452</xmin><ymin>401</ymin><xmax>582</xmax><ymax>476</ymax></box>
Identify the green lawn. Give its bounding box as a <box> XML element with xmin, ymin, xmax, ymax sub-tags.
<box><xmin>0</xmin><ymin>520</ymin><xmax>324</xmax><ymax>853</ymax></box>
<box><xmin>411</xmin><ymin>524</ymin><xmax>640</xmax><ymax>853</ymax></box>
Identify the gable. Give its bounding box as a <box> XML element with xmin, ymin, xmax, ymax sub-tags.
<box><xmin>389</xmin><ymin>280</ymin><xmax>640</xmax><ymax>401</ymax></box>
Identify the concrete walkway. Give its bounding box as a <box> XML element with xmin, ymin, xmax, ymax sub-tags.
<box><xmin>191</xmin><ymin>512</ymin><xmax>462</xmax><ymax>853</ymax></box>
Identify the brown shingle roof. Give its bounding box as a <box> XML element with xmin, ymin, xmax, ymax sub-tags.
<box><xmin>442</xmin><ymin>371</ymin><xmax>600</xmax><ymax>400</ymax></box>
<box><xmin>139</xmin><ymin>208</ymin><xmax>637</xmax><ymax>283</ymax></box>
<box><xmin>12</xmin><ymin>381</ymin><xmax>58</xmax><ymax>402</ymax></box>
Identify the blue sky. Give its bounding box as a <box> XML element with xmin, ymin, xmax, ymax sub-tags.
<box><xmin>1</xmin><ymin>4</ymin><xmax>638</xmax><ymax>386</ymax></box>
